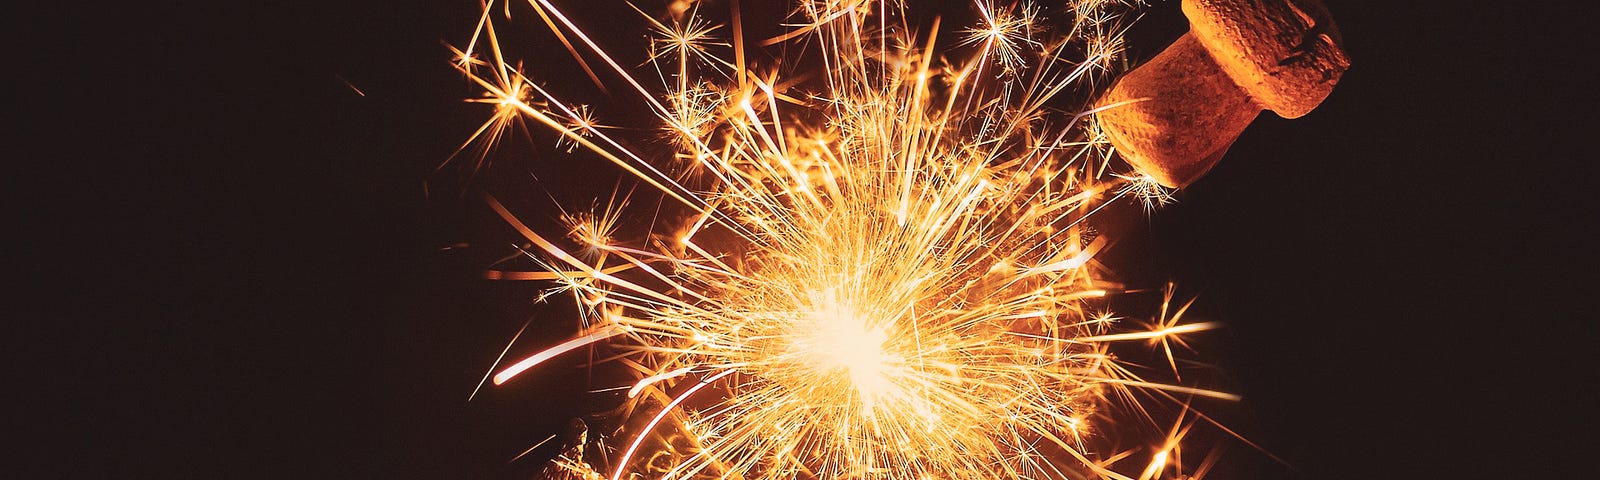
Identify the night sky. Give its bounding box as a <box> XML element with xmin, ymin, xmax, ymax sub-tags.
<box><xmin>19</xmin><ymin>0</ymin><xmax>1593</xmax><ymax>478</ymax></box>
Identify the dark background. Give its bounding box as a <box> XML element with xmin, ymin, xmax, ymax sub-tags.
<box><xmin>15</xmin><ymin>0</ymin><xmax>1594</xmax><ymax>478</ymax></box>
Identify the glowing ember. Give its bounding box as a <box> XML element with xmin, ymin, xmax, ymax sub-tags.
<box><xmin>448</xmin><ymin>1</ymin><xmax>1239</xmax><ymax>478</ymax></box>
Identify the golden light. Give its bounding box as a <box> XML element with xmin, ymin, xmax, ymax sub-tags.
<box><xmin>444</xmin><ymin>0</ymin><xmax>1249</xmax><ymax>478</ymax></box>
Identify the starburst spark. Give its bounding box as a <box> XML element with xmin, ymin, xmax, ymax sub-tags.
<box><xmin>449</xmin><ymin>0</ymin><xmax>1234</xmax><ymax>478</ymax></box>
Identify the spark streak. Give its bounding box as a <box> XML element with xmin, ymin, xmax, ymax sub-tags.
<box><xmin>493</xmin><ymin>324</ymin><xmax>629</xmax><ymax>386</ymax></box>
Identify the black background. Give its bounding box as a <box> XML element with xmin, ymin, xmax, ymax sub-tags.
<box><xmin>15</xmin><ymin>0</ymin><xmax>1595</xmax><ymax>478</ymax></box>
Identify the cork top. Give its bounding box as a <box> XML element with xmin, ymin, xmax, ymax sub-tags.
<box><xmin>1183</xmin><ymin>0</ymin><xmax>1350</xmax><ymax>118</ymax></box>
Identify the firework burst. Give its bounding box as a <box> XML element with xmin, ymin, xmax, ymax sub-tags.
<box><xmin>450</xmin><ymin>1</ymin><xmax>1236</xmax><ymax>478</ymax></box>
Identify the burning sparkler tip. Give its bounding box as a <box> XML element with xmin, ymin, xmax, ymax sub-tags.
<box><xmin>455</xmin><ymin>1</ymin><xmax>1255</xmax><ymax>477</ymax></box>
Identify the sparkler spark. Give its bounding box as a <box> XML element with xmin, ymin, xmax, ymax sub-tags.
<box><xmin>447</xmin><ymin>1</ymin><xmax>1239</xmax><ymax>478</ymax></box>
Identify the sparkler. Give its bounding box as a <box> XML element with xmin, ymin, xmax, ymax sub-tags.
<box><xmin>447</xmin><ymin>1</ymin><xmax>1241</xmax><ymax>478</ymax></box>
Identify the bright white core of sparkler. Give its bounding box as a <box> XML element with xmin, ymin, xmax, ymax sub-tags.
<box><xmin>792</xmin><ymin>290</ymin><xmax>902</xmax><ymax>411</ymax></box>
